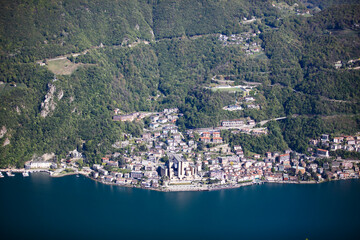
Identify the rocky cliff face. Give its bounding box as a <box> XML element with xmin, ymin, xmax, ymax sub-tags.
<box><xmin>2</xmin><ymin>138</ymin><xmax>10</xmax><ymax>147</ymax></box>
<box><xmin>40</xmin><ymin>83</ymin><xmax>58</xmax><ymax>118</ymax></box>
<box><xmin>0</xmin><ymin>126</ymin><xmax>7</xmax><ymax>138</ymax></box>
<box><xmin>0</xmin><ymin>126</ymin><xmax>10</xmax><ymax>147</ymax></box>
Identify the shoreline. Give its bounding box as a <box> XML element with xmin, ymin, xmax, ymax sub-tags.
<box><xmin>83</xmin><ymin>177</ymin><xmax>359</xmax><ymax>192</ymax></box>
<box><xmin>1</xmin><ymin>168</ymin><xmax>358</xmax><ymax>192</ymax></box>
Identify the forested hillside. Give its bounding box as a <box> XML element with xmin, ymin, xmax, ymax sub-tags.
<box><xmin>0</xmin><ymin>0</ymin><xmax>155</xmax><ymax>61</ymax></box>
<box><xmin>1</xmin><ymin>0</ymin><xmax>360</xmax><ymax>167</ymax></box>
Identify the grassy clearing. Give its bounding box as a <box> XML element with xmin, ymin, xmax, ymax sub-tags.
<box><xmin>251</xmin><ymin>52</ymin><xmax>268</xmax><ymax>60</ymax></box>
<box><xmin>211</xmin><ymin>87</ymin><xmax>245</xmax><ymax>93</ymax></box>
<box><xmin>46</xmin><ymin>58</ymin><xmax>81</xmax><ymax>75</ymax></box>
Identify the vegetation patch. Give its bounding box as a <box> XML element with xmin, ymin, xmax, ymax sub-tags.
<box><xmin>210</xmin><ymin>87</ymin><xmax>246</xmax><ymax>93</ymax></box>
<box><xmin>46</xmin><ymin>58</ymin><xmax>82</xmax><ymax>75</ymax></box>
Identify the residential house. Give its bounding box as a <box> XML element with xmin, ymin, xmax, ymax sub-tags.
<box><xmin>212</xmin><ymin>137</ymin><xmax>223</xmax><ymax>144</ymax></box>
<box><xmin>321</xmin><ymin>134</ymin><xmax>329</xmax><ymax>142</ymax></box>
<box><xmin>104</xmin><ymin>176</ymin><xmax>114</xmax><ymax>182</ymax></box>
<box><xmin>150</xmin><ymin>115</ymin><xmax>160</xmax><ymax>122</ymax></box>
<box><xmin>158</xmin><ymin>118</ymin><xmax>168</xmax><ymax>124</ymax></box>
<box><xmin>98</xmin><ymin>169</ymin><xmax>108</xmax><ymax>176</ymax></box>
<box><xmin>142</xmin><ymin>133</ymin><xmax>152</xmax><ymax>140</ymax></box>
<box><xmin>278</xmin><ymin>153</ymin><xmax>290</xmax><ymax>163</ymax></box>
<box><xmin>131</xmin><ymin>171</ymin><xmax>144</xmax><ymax>179</ymax></box>
<box><xmin>202</xmin><ymin>132</ymin><xmax>211</xmax><ymax>138</ymax></box>
<box><xmin>333</xmin><ymin>137</ymin><xmax>344</xmax><ymax>143</ymax></box>
<box><xmin>293</xmin><ymin>166</ymin><xmax>306</xmax><ymax>174</ymax></box>
<box><xmin>346</xmin><ymin>136</ymin><xmax>356</xmax><ymax>145</ymax></box>
<box><xmin>234</xmin><ymin>145</ymin><xmax>242</xmax><ymax>151</ymax></box>
<box><xmin>107</xmin><ymin>161</ymin><xmax>119</xmax><ymax>168</ymax></box>
<box><xmin>317</xmin><ymin>149</ymin><xmax>329</xmax><ymax>158</ymax></box>
<box><xmin>200</xmin><ymin>137</ymin><xmax>211</xmax><ymax>143</ymax></box>
<box><xmin>331</xmin><ymin>144</ymin><xmax>341</xmax><ymax>151</ymax></box>
<box><xmin>116</xmin><ymin>178</ymin><xmax>126</xmax><ymax>184</ymax></box>
<box><xmin>212</xmin><ymin>132</ymin><xmax>221</xmax><ymax>138</ymax></box>
<box><xmin>309</xmin><ymin>139</ymin><xmax>319</xmax><ymax>146</ymax></box>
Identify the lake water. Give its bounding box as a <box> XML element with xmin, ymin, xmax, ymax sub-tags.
<box><xmin>0</xmin><ymin>173</ymin><xmax>359</xmax><ymax>240</ymax></box>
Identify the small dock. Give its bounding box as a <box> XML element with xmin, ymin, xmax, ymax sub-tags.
<box><xmin>22</xmin><ymin>172</ymin><xmax>29</xmax><ymax>177</ymax></box>
<box><xmin>6</xmin><ymin>171</ymin><xmax>15</xmax><ymax>177</ymax></box>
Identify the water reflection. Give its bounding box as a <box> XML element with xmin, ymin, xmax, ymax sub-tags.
<box><xmin>162</xmin><ymin>191</ymin><xmax>200</xmax><ymax>211</ymax></box>
<box><xmin>30</xmin><ymin>172</ymin><xmax>52</xmax><ymax>188</ymax></box>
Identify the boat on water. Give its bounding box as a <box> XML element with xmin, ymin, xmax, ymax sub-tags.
<box><xmin>0</xmin><ymin>172</ymin><xmax>4</xmax><ymax>178</ymax></box>
<box><xmin>6</xmin><ymin>171</ymin><xmax>15</xmax><ymax>177</ymax></box>
<box><xmin>22</xmin><ymin>172</ymin><xmax>29</xmax><ymax>177</ymax></box>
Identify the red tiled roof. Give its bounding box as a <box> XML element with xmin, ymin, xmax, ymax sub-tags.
<box><xmin>279</xmin><ymin>153</ymin><xmax>289</xmax><ymax>157</ymax></box>
<box><xmin>317</xmin><ymin>149</ymin><xmax>328</xmax><ymax>152</ymax></box>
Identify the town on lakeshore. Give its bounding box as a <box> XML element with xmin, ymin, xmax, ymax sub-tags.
<box><xmin>1</xmin><ymin>108</ymin><xmax>360</xmax><ymax>191</ymax></box>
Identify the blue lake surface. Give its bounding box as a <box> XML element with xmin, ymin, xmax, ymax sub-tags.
<box><xmin>1</xmin><ymin>173</ymin><xmax>359</xmax><ymax>240</ymax></box>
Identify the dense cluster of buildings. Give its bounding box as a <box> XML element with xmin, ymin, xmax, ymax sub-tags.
<box><xmin>310</xmin><ymin>134</ymin><xmax>360</xmax><ymax>153</ymax></box>
<box><xmin>23</xmin><ymin>111</ymin><xmax>360</xmax><ymax>191</ymax></box>
<box><xmin>218</xmin><ymin>30</ymin><xmax>262</xmax><ymax>55</ymax></box>
<box><xmin>84</xmin><ymin>113</ymin><xmax>360</xmax><ymax>190</ymax></box>
<box><xmin>88</xmin><ymin>138</ymin><xmax>360</xmax><ymax>190</ymax></box>
<box><xmin>198</xmin><ymin>131</ymin><xmax>223</xmax><ymax>144</ymax></box>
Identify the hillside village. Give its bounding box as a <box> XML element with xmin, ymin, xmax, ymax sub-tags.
<box><xmin>309</xmin><ymin>134</ymin><xmax>360</xmax><ymax>155</ymax></box>
<box><xmin>15</xmin><ymin>109</ymin><xmax>360</xmax><ymax>191</ymax></box>
<box><xmin>219</xmin><ymin>31</ymin><xmax>263</xmax><ymax>56</ymax></box>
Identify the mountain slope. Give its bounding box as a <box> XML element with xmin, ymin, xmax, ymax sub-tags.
<box><xmin>1</xmin><ymin>0</ymin><xmax>360</xmax><ymax>167</ymax></box>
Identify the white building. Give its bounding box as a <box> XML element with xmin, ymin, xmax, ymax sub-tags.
<box><xmin>222</xmin><ymin>119</ymin><xmax>244</xmax><ymax>128</ymax></box>
<box><xmin>25</xmin><ymin>161</ymin><xmax>52</xmax><ymax>169</ymax></box>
